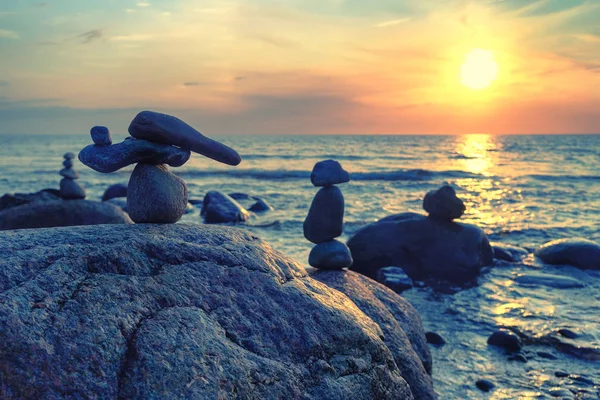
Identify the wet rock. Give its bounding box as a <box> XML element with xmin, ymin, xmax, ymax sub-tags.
<box><xmin>0</xmin><ymin>190</ymin><xmax>61</xmax><ymax>211</ymax></box>
<box><xmin>514</xmin><ymin>272</ymin><xmax>584</xmax><ymax>289</ymax></box>
<box><xmin>310</xmin><ymin>159</ymin><xmax>350</xmax><ymax>187</ymax></box>
<box><xmin>249</xmin><ymin>197</ymin><xmax>274</xmax><ymax>213</ymax></box>
<box><xmin>59</xmin><ymin>167</ymin><xmax>80</xmax><ymax>180</ymax></box>
<box><xmin>555</xmin><ymin>371</ymin><xmax>569</xmax><ymax>378</ymax></box>
<box><xmin>537</xmin><ymin>351</ymin><xmax>558</xmax><ymax>360</ymax></box>
<box><xmin>548</xmin><ymin>388</ymin><xmax>573</xmax><ymax>398</ymax></box>
<box><xmin>59</xmin><ymin>178</ymin><xmax>86</xmax><ymax>200</ymax></box>
<box><xmin>535</xmin><ymin>238</ymin><xmax>600</xmax><ymax>270</ymax></box>
<box><xmin>303</xmin><ymin>186</ymin><xmax>344</xmax><ymax>244</ymax></box>
<box><xmin>348</xmin><ymin>212</ymin><xmax>493</xmax><ymax>283</ymax></box>
<box><xmin>229</xmin><ymin>192</ymin><xmax>252</xmax><ymax>201</ymax></box>
<box><xmin>491</xmin><ymin>242</ymin><xmax>529</xmax><ymax>262</ymax></box>
<box><xmin>201</xmin><ymin>191</ymin><xmax>250</xmax><ymax>223</ymax></box>
<box><xmin>509</xmin><ymin>354</ymin><xmax>528</xmax><ymax>363</ymax></box>
<box><xmin>0</xmin><ymin>200</ymin><xmax>132</xmax><ymax>230</ymax></box>
<box><xmin>376</xmin><ymin>267</ymin><xmax>413</xmax><ymax>293</ymax></box>
<box><xmin>310</xmin><ymin>270</ymin><xmax>436</xmax><ymax>400</ymax></box>
<box><xmin>128</xmin><ymin>110</ymin><xmax>241</xmax><ymax>166</ymax></box>
<box><xmin>79</xmin><ymin>138</ymin><xmax>191</xmax><ymax>173</ymax></box>
<box><xmin>308</xmin><ymin>239</ymin><xmax>353</xmax><ymax>270</ymax></box>
<box><xmin>422</xmin><ymin>185</ymin><xmax>465</xmax><ymax>220</ymax></box>
<box><xmin>476</xmin><ymin>379</ymin><xmax>495</xmax><ymax>392</ymax></box>
<box><xmin>91</xmin><ymin>126</ymin><xmax>112</xmax><ymax>146</ymax></box>
<box><xmin>558</xmin><ymin>329</ymin><xmax>578</xmax><ymax>339</ymax></box>
<box><xmin>425</xmin><ymin>332</ymin><xmax>446</xmax><ymax>346</ymax></box>
<box><xmin>102</xmin><ymin>183</ymin><xmax>128</xmax><ymax>202</ymax></box>
<box><xmin>0</xmin><ymin>224</ymin><xmax>418</xmax><ymax>399</ymax></box>
<box><xmin>487</xmin><ymin>329</ymin><xmax>522</xmax><ymax>353</ymax></box>
<box><xmin>127</xmin><ymin>164</ymin><xmax>188</xmax><ymax>224</ymax></box>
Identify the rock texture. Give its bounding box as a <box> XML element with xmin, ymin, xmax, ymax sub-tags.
<box><xmin>535</xmin><ymin>238</ymin><xmax>600</xmax><ymax>270</ymax></box>
<box><xmin>0</xmin><ymin>224</ymin><xmax>429</xmax><ymax>399</ymax></box>
<box><xmin>422</xmin><ymin>185</ymin><xmax>465</xmax><ymax>221</ymax></box>
<box><xmin>91</xmin><ymin>126</ymin><xmax>112</xmax><ymax>146</ymax></box>
<box><xmin>348</xmin><ymin>212</ymin><xmax>493</xmax><ymax>282</ymax></box>
<box><xmin>0</xmin><ymin>190</ymin><xmax>61</xmax><ymax>212</ymax></box>
<box><xmin>201</xmin><ymin>191</ymin><xmax>250</xmax><ymax>224</ymax></box>
<box><xmin>310</xmin><ymin>270</ymin><xmax>435</xmax><ymax>400</ymax></box>
<box><xmin>310</xmin><ymin>160</ymin><xmax>350</xmax><ymax>187</ymax></box>
<box><xmin>0</xmin><ymin>200</ymin><xmax>132</xmax><ymax>230</ymax></box>
<box><xmin>303</xmin><ymin>186</ymin><xmax>344</xmax><ymax>244</ymax></box>
<box><xmin>308</xmin><ymin>239</ymin><xmax>353</xmax><ymax>270</ymax></box>
<box><xmin>59</xmin><ymin>178</ymin><xmax>86</xmax><ymax>200</ymax></box>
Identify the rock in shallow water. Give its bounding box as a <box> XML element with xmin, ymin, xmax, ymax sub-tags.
<box><xmin>535</xmin><ymin>238</ymin><xmax>600</xmax><ymax>270</ymax></box>
<box><xmin>422</xmin><ymin>185</ymin><xmax>465</xmax><ymax>221</ymax></box>
<box><xmin>425</xmin><ymin>332</ymin><xmax>445</xmax><ymax>346</ymax></box>
<box><xmin>514</xmin><ymin>272</ymin><xmax>584</xmax><ymax>289</ymax></box>
<box><xmin>128</xmin><ymin>110</ymin><xmax>242</xmax><ymax>166</ymax></box>
<box><xmin>102</xmin><ymin>183</ymin><xmax>128</xmax><ymax>202</ymax></box>
<box><xmin>491</xmin><ymin>242</ymin><xmax>529</xmax><ymax>262</ymax></box>
<box><xmin>59</xmin><ymin>178</ymin><xmax>86</xmax><ymax>200</ymax></box>
<box><xmin>310</xmin><ymin>159</ymin><xmax>350</xmax><ymax>187</ymax></box>
<box><xmin>476</xmin><ymin>379</ymin><xmax>495</xmax><ymax>392</ymax></box>
<box><xmin>127</xmin><ymin>163</ymin><xmax>188</xmax><ymax>223</ymax></box>
<box><xmin>303</xmin><ymin>186</ymin><xmax>344</xmax><ymax>244</ymax></box>
<box><xmin>487</xmin><ymin>329</ymin><xmax>522</xmax><ymax>353</ymax></box>
<box><xmin>0</xmin><ymin>224</ymin><xmax>425</xmax><ymax>399</ymax></box>
<box><xmin>376</xmin><ymin>267</ymin><xmax>413</xmax><ymax>293</ymax></box>
<box><xmin>91</xmin><ymin>126</ymin><xmax>112</xmax><ymax>146</ymax></box>
<box><xmin>79</xmin><ymin>138</ymin><xmax>191</xmax><ymax>173</ymax></box>
<box><xmin>249</xmin><ymin>197</ymin><xmax>274</xmax><ymax>212</ymax></box>
<box><xmin>201</xmin><ymin>191</ymin><xmax>250</xmax><ymax>223</ymax></box>
<box><xmin>308</xmin><ymin>239</ymin><xmax>353</xmax><ymax>269</ymax></box>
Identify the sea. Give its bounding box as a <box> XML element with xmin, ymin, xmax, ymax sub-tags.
<box><xmin>1</xmin><ymin>133</ymin><xmax>599</xmax><ymax>399</ymax></box>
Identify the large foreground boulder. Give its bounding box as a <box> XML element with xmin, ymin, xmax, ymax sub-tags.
<box><xmin>0</xmin><ymin>224</ymin><xmax>432</xmax><ymax>399</ymax></box>
<box><xmin>0</xmin><ymin>200</ymin><xmax>132</xmax><ymax>230</ymax></box>
<box><xmin>535</xmin><ymin>238</ymin><xmax>600</xmax><ymax>270</ymax></box>
<box><xmin>348</xmin><ymin>212</ymin><xmax>493</xmax><ymax>282</ymax></box>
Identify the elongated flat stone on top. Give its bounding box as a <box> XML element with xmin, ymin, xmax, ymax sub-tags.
<box><xmin>60</xmin><ymin>168</ymin><xmax>79</xmax><ymax>180</ymax></box>
<box><xmin>63</xmin><ymin>152</ymin><xmax>75</xmax><ymax>160</ymax></box>
<box><xmin>311</xmin><ymin>160</ymin><xmax>350</xmax><ymax>187</ymax></box>
<box><xmin>79</xmin><ymin>138</ymin><xmax>191</xmax><ymax>173</ymax></box>
<box><xmin>128</xmin><ymin>111</ymin><xmax>242</xmax><ymax>166</ymax></box>
<box><xmin>91</xmin><ymin>126</ymin><xmax>112</xmax><ymax>146</ymax></box>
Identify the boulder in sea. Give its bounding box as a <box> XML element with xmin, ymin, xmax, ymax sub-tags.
<box><xmin>0</xmin><ymin>224</ymin><xmax>428</xmax><ymax>399</ymax></box>
<box><xmin>201</xmin><ymin>191</ymin><xmax>250</xmax><ymax>223</ymax></box>
<box><xmin>127</xmin><ymin>163</ymin><xmax>188</xmax><ymax>224</ymax></box>
<box><xmin>249</xmin><ymin>197</ymin><xmax>274</xmax><ymax>213</ymax></box>
<box><xmin>303</xmin><ymin>186</ymin><xmax>344</xmax><ymax>244</ymax></box>
<box><xmin>91</xmin><ymin>126</ymin><xmax>112</xmax><ymax>146</ymax></box>
<box><xmin>376</xmin><ymin>267</ymin><xmax>414</xmax><ymax>293</ymax></box>
<box><xmin>0</xmin><ymin>189</ymin><xmax>61</xmax><ymax>212</ymax></box>
<box><xmin>78</xmin><ymin>138</ymin><xmax>191</xmax><ymax>173</ymax></box>
<box><xmin>491</xmin><ymin>242</ymin><xmax>529</xmax><ymax>262</ymax></box>
<box><xmin>535</xmin><ymin>238</ymin><xmax>600</xmax><ymax>270</ymax></box>
<box><xmin>476</xmin><ymin>379</ymin><xmax>495</xmax><ymax>392</ymax></box>
<box><xmin>59</xmin><ymin>178</ymin><xmax>86</xmax><ymax>200</ymax></box>
<box><xmin>102</xmin><ymin>183</ymin><xmax>128</xmax><ymax>202</ymax></box>
<box><xmin>63</xmin><ymin>152</ymin><xmax>75</xmax><ymax>159</ymax></box>
<box><xmin>308</xmin><ymin>239</ymin><xmax>353</xmax><ymax>270</ymax></box>
<box><xmin>487</xmin><ymin>329</ymin><xmax>522</xmax><ymax>353</ymax></box>
<box><xmin>310</xmin><ymin>159</ymin><xmax>350</xmax><ymax>187</ymax></box>
<box><xmin>422</xmin><ymin>185</ymin><xmax>465</xmax><ymax>221</ymax></box>
<box><xmin>129</xmin><ymin>110</ymin><xmax>241</xmax><ymax>166</ymax></box>
<box><xmin>348</xmin><ymin>212</ymin><xmax>493</xmax><ymax>283</ymax></box>
<box><xmin>0</xmin><ymin>200</ymin><xmax>132</xmax><ymax>230</ymax></box>
<box><xmin>514</xmin><ymin>272</ymin><xmax>584</xmax><ymax>289</ymax></box>
<box><xmin>425</xmin><ymin>332</ymin><xmax>445</xmax><ymax>346</ymax></box>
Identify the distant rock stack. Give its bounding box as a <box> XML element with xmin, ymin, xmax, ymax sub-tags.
<box><xmin>59</xmin><ymin>152</ymin><xmax>86</xmax><ymax>200</ymax></box>
<box><xmin>304</xmin><ymin>160</ymin><xmax>353</xmax><ymax>270</ymax></box>
<box><xmin>422</xmin><ymin>185</ymin><xmax>466</xmax><ymax>221</ymax></box>
<box><xmin>78</xmin><ymin>112</ymin><xmax>242</xmax><ymax>224</ymax></box>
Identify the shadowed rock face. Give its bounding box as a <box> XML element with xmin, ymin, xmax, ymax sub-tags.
<box><xmin>201</xmin><ymin>191</ymin><xmax>250</xmax><ymax>224</ymax></box>
<box><xmin>0</xmin><ymin>224</ymin><xmax>430</xmax><ymax>399</ymax></box>
<box><xmin>535</xmin><ymin>238</ymin><xmax>600</xmax><ymax>270</ymax></box>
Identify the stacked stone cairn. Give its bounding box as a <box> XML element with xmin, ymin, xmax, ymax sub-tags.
<box><xmin>422</xmin><ymin>184</ymin><xmax>466</xmax><ymax>221</ymax></box>
<box><xmin>79</xmin><ymin>111</ymin><xmax>241</xmax><ymax>223</ymax></box>
<box><xmin>304</xmin><ymin>160</ymin><xmax>353</xmax><ymax>269</ymax></box>
<box><xmin>59</xmin><ymin>152</ymin><xmax>86</xmax><ymax>199</ymax></box>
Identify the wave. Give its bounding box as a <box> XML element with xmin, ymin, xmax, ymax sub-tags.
<box><xmin>241</xmin><ymin>154</ymin><xmax>418</xmax><ymax>161</ymax></box>
<box><xmin>526</xmin><ymin>174</ymin><xmax>600</xmax><ymax>182</ymax></box>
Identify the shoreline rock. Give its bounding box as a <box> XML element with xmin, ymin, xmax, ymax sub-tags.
<box><xmin>535</xmin><ymin>238</ymin><xmax>600</xmax><ymax>270</ymax></box>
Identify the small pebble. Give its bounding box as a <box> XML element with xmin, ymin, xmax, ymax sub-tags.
<box><xmin>91</xmin><ymin>126</ymin><xmax>112</xmax><ymax>146</ymax></box>
<box><xmin>425</xmin><ymin>332</ymin><xmax>446</xmax><ymax>346</ymax></box>
<box><xmin>558</xmin><ymin>329</ymin><xmax>578</xmax><ymax>339</ymax></box>
<box><xmin>555</xmin><ymin>371</ymin><xmax>569</xmax><ymax>378</ymax></box>
<box><xmin>476</xmin><ymin>379</ymin><xmax>495</xmax><ymax>392</ymax></box>
<box><xmin>487</xmin><ymin>329</ymin><xmax>522</xmax><ymax>353</ymax></box>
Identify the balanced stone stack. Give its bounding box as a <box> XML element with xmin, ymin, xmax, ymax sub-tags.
<box><xmin>79</xmin><ymin>111</ymin><xmax>241</xmax><ymax>224</ymax></box>
<box><xmin>304</xmin><ymin>160</ymin><xmax>353</xmax><ymax>269</ymax></box>
<box><xmin>422</xmin><ymin>184</ymin><xmax>466</xmax><ymax>221</ymax></box>
<box><xmin>59</xmin><ymin>152</ymin><xmax>86</xmax><ymax>199</ymax></box>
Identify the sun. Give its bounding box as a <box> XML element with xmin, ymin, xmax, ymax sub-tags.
<box><xmin>460</xmin><ymin>49</ymin><xmax>499</xmax><ymax>90</ymax></box>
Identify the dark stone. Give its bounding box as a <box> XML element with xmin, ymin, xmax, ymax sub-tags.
<box><xmin>91</xmin><ymin>126</ymin><xmax>112</xmax><ymax>146</ymax></box>
<box><xmin>492</xmin><ymin>242</ymin><xmax>528</xmax><ymax>262</ymax></box>
<box><xmin>308</xmin><ymin>240</ymin><xmax>353</xmax><ymax>270</ymax></box>
<box><xmin>59</xmin><ymin>167</ymin><xmax>79</xmax><ymax>180</ymax></box>
<box><xmin>425</xmin><ymin>332</ymin><xmax>446</xmax><ymax>346</ymax></box>
<box><xmin>201</xmin><ymin>191</ymin><xmax>250</xmax><ymax>224</ymax></box>
<box><xmin>535</xmin><ymin>238</ymin><xmax>600</xmax><ymax>270</ymax></box>
<box><xmin>78</xmin><ymin>138</ymin><xmax>191</xmax><ymax>173</ymax></box>
<box><xmin>188</xmin><ymin>199</ymin><xmax>203</xmax><ymax>205</ymax></box>
<box><xmin>348</xmin><ymin>212</ymin><xmax>493</xmax><ymax>282</ymax></box>
<box><xmin>310</xmin><ymin>270</ymin><xmax>436</xmax><ymax>400</ymax></box>
<box><xmin>558</xmin><ymin>329</ymin><xmax>578</xmax><ymax>339</ymax></box>
<box><xmin>555</xmin><ymin>371</ymin><xmax>569</xmax><ymax>378</ymax></box>
<box><xmin>376</xmin><ymin>267</ymin><xmax>413</xmax><ymax>293</ymax></box>
<box><xmin>537</xmin><ymin>351</ymin><xmax>558</xmax><ymax>360</ymax></box>
<box><xmin>476</xmin><ymin>379</ymin><xmax>495</xmax><ymax>392</ymax></box>
<box><xmin>229</xmin><ymin>192</ymin><xmax>252</xmax><ymax>201</ymax></box>
<box><xmin>106</xmin><ymin>197</ymin><xmax>128</xmax><ymax>212</ymax></box>
<box><xmin>249</xmin><ymin>197</ymin><xmax>274</xmax><ymax>213</ymax></box>
<box><xmin>102</xmin><ymin>183</ymin><xmax>128</xmax><ymax>202</ymax></box>
<box><xmin>0</xmin><ymin>200</ymin><xmax>132</xmax><ymax>230</ymax></box>
<box><xmin>63</xmin><ymin>152</ymin><xmax>75</xmax><ymax>159</ymax></box>
<box><xmin>0</xmin><ymin>224</ymin><xmax>419</xmax><ymax>399</ymax></box>
<box><xmin>128</xmin><ymin>110</ymin><xmax>242</xmax><ymax>166</ymax></box>
<box><xmin>509</xmin><ymin>354</ymin><xmax>528</xmax><ymax>363</ymax></box>
<box><xmin>303</xmin><ymin>186</ymin><xmax>344</xmax><ymax>244</ymax></box>
<box><xmin>59</xmin><ymin>178</ymin><xmax>86</xmax><ymax>200</ymax></box>
<box><xmin>63</xmin><ymin>159</ymin><xmax>73</xmax><ymax>168</ymax></box>
<box><xmin>487</xmin><ymin>329</ymin><xmax>522</xmax><ymax>353</ymax></box>
<box><xmin>514</xmin><ymin>273</ymin><xmax>584</xmax><ymax>289</ymax></box>
<box><xmin>127</xmin><ymin>164</ymin><xmax>188</xmax><ymax>224</ymax></box>
<box><xmin>310</xmin><ymin>160</ymin><xmax>350</xmax><ymax>187</ymax></box>
<box><xmin>422</xmin><ymin>185</ymin><xmax>465</xmax><ymax>220</ymax></box>
<box><xmin>0</xmin><ymin>190</ymin><xmax>62</xmax><ymax>211</ymax></box>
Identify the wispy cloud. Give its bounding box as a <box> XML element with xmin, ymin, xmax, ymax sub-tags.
<box><xmin>182</xmin><ymin>82</ymin><xmax>201</xmax><ymax>86</ymax></box>
<box><xmin>573</xmin><ymin>33</ymin><xmax>600</xmax><ymax>43</ymax></box>
<box><xmin>375</xmin><ymin>18</ymin><xmax>410</xmax><ymax>28</ymax></box>
<box><xmin>126</xmin><ymin>9</ymin><xmax>136</xmax><ymax>13</ymax></box>
<box><xmin>77</xmin><ymin>29</ymin><xmax>103</xmax><ymax>44</ymax></box>
<box><xmin>110</xmin><ymin>34</ymin><xmax>154</xmax><ymax>42</ymax></box>
<box><xmin>0</xmin><ymin>29</ymin><xmax>19</xmax><ymax>39</ymax></box>
<box><xmin>137</xmin><ymin>2</ymin><xmax>150</xmax><ymax>7</ymax></box>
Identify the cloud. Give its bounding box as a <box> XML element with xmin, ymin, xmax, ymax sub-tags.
<box><xmin>38</xmin><ymin>40</ymin><xmax>58</xmax><ymax>46</ymax></box>
<box><xmin>375</xmin><ymin>18</ymin><xmax>410</xmax><ymax>28</ymax></box>
<box><xmin>253</xmin><ymin>35</ymin><xmax>297</xmax><ymax>48</ymax></box>
<box><xmin>235</xmin><ymin>76</ymin><xmax>247</xmax><ymax>81</ymax></box>
<box><xmin>78</xmin><ymin>29</ymin><xmax>103</xmax><ymax>44</ymax></box>
<box><xmin>573</xmin><ymin>33</ymin><xmax>600</xmax><ymax>43</ymax></box>
<box><xmin>182</xmin><ymin>82</ymin><xmax>201</xmax><ymax>87</ymax></box>
<box><xmin>126</xmin><ymin>9</ymin><xmax>136</xmax><ymax>13</ymax></box>
<box><xmin>0</xmin><ymin>29</ymin><xmax>19</xmax><ymax>39</ymax></box>
<box><xmin>137</xmin><ymin>2</ymin><xmax>150</xmax><ymax>7</ymax></box>
<box><xmin>110</xmin><ymin>34</ymin><xmax>154</xmax><ymax>41</ymax></box>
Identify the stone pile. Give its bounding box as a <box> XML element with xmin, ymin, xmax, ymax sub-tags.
<box><xmin>59</xmin><ymin>152</ymin><xmax>86</xmax><ymax>199</ymax></box>
<box><xmin>304</xmin><ymin>160</ymin><xmax>353</xmax><ymax>269</ymax></box>
<box><xmin>422</xmin><ymin>184</ymin><xmax>465</xmax><ymax>221</ymax></box>
<box><xmin>79</xmin><ymin>111</ymin><xmax>241</xmax><ymax>223</ymax></box>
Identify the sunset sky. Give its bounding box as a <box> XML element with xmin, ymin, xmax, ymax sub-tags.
<box><xmin>0</xmin><ymin>0</ymin><xmax>599</xmax><ymax>135</ymax></box>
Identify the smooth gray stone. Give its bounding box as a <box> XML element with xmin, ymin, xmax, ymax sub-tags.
<box><xmin>308</xmin><ymin>239</ymin><xmax>353</xmax><ymax>270</ymax></box>
<box><xmin>249</xmin><ymin>197</ymin><xmax>274</xmax><ymax>213</ymax></box>
<box><xmin>201</xmin><ymin>191</ymin><xmax>250</xmax><ymax>223</ymax></box>
<box><xmin>487</xmin><ymin>329</ymin><xmax>522</xmax><ymax>352</ymax></box>
<box><xmin>0</xmin><ymin>200</ymin><xmax>132</xmax><ymax>230</ymax></box>
<box><xmin>0</xmin><ymin>224</ymin><xmax>417</xmax><ymax>399</ymax></box>
<box><xmin>422</xmin><ymin>185</ymin><xmax>465</xmax><ymax>220</ymax></box>
<box><xmin>128</xmin><ymin>111</ymin><xmax>242</xmax><ymax>166</ymax></box>
<box><xmin>303</xmin><ymin>186</ymin><xmax>344</xmax><ymax>244</ymax></box>
<box><xmin>59</xmin><ymin>178</ymin><xmax>86</xmax><ymax>200</ymax></box>
<box><xmin>310</xmin><ymin>270</ymin><xmax>435</xmax><ymax>400</ymax></box>
<box><xmin>514</xmin><ymin>272</ymin><xmax>584</xmax><ymax>289</ymax></box>
<box><xmin>348</xmin><ymin>212</ymin><xmax>493</xmax><ymax>283</ymax></box>
<box><xmin>63</xmin><ymin>152</ymin><xmax>75</xmax><ymax>159</ymax></box>
<box><xmin>63</xmin><ymin>159</ymin><xmax>73</xmax><ymax>168</ymax></box>
<box><xmin>127</xmin><ymin>164</ymin><xmax>188</xmax><ymax>224</ymax></box>
<box><xmin>310</xmin><ymin>160</ymin><xmax>350</xmax><ymax>187</ymax></box>
<box><xmin>60</xmin><ymin>167</ymin><xmax>79</xmax><ymax>180</ymax></box>
<box><xmin>0</xmin><ymin>190</ymin><xmax>61</xmax><ymax>212</ymax></box>
<box><xmin>535</xmin><ymin>238</ymin><xmax>600</xmax><ymax>270</ymax></box>
<box><xmin>91</xmin><ymin>126</ymin><xmax>112</xmax><ymax>146</ymax></box>
<box><xmin>102</xmin><ymin>183</ymin><xmax>128</xmax><ymax>202</ymax></box>
<box><xmin>78</xmin><ymin>138</ymin><xmax>191</xmax><ymax>173</ymax></box>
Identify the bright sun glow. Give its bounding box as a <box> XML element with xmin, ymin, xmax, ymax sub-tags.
<box><xmin>460</xmin><ymin>49</ymin><xmax>499</xmax><ymax>90</ymax></box>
